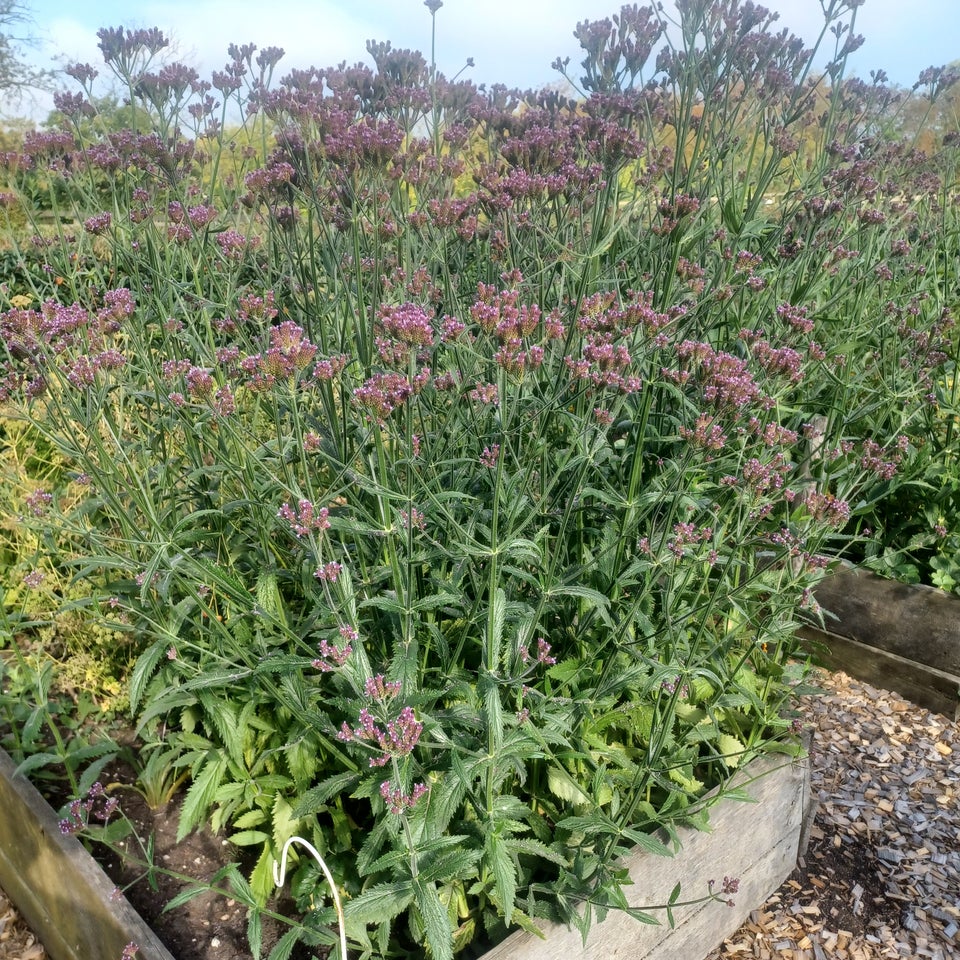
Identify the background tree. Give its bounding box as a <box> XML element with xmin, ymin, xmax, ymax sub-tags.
<box><xmin>0</xmin><ymin>0</ymin><xmax>55</xmax><ymax>110</ymax></box>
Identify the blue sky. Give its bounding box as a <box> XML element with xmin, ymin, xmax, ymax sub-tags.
<box><xmin>13</xmin><ymin>1</ymin><xmax>960</xmax><ymax>119</ymax></box>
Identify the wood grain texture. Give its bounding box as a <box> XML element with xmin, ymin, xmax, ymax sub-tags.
<box><xmin>811</xmin><ymin>567</ymin><xmax>960</xmax><ymax>676</ymax></box>
<box><xmin>0</xmin><ymin>747</ymin><xmax>175</xmax><ymax>960</ymax></box>
<box><xmin>799</xmin><ymin>626</ymin><xmax>960</xmax><ymax>721</ymax></box>
<box><xmin>480</xmin><ymin>751</ymin><xmax>811</xmax><ymax>960</ymax></box>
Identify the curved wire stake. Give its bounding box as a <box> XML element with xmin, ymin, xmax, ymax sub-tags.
<box><xmin>273</xmin><ymin>835</ymin><xmax>348</xmax><ymax>960</ymax></box>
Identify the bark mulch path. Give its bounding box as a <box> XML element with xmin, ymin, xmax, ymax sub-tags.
<box><xmin>0</xmin><ymin>887</ymin><xmax>43</xmax><ymax>960</ymax></box>
<box><xmin>0</xmin><ymin>668</ymin><xmax>957</xmax><ymax>960</ymax></box>
<box><xmin>707</xmin><ymin>669</ymin><xmax>960</xmax><ymax>960</ymax></box>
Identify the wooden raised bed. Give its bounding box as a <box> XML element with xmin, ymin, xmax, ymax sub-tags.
<box><xmin>0</xmin><ymin>747</ymin><xmax>175</xmax><ymax>960</ymax></box>
<box><xmin>482</xmin><ymin>749</ymin><xmax>812</xmax><ymax>960</ymax></box>
<box><xmin>0</xmin><ymin>743</ymin><xmax>811</xmax><ymax>960</ymax></box>
<box><xmin>800</xmin><ymin>566</ymin><xmax>960</xmax><ymax>720</ymax></box>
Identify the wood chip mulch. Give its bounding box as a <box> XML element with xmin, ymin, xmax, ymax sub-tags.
<box><xmin>707</xmin><ymin>669</ymin><xmax>960</xmax><ymax>960</ymax></box>
<box><xmin>0</xmin><ymin>670</ymin><xmax>957</xmax><ymax>960</ymax></box>
<box><xmin>0</xmin><ymin>887</ymin><xmax>44</xmax><ymax>959</ymax></box>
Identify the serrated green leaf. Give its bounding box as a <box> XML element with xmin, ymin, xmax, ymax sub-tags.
<box><xmin>255</xmin><ymin>570</ymin><xmax>287</xmax><ymax>627</ymax></box>
<box><xmin>266</xmin><ymin>928</ymin><xmax>300</xmax><ymax>960</ymax></box>
<box><xmin>507</xmin><ymin>906</ymin><xmax>547</xmax><ymax>938</ymax></box>
<box><xmin>14</xmin><ymin>752</ymin><xmax>67</xmax><ymax>777</ymax></box>
<box><xmin>489</xmin><ymin>587</ymin><xmax>505</xmax><ymax>668</ymax></box>
<box><xmin>546</xmin><ymin>658</ymin><xmax>583</xmax><ymax>683</ymax></box>
<box><xmin>486</xmin><ymin>832</ymin><xmax>516</xmax><ymax>925</ymax></box>
<box><xmin>621</xmin><ymin>828</ymin><xmax>675</xmax><ymax>858</ymax></box>
<box><xmin>248</xmin><ymin>907</ymin><xmax>263</xmax><ymax>960</ymax></box>
<box><xmin>547</xmin><ymin>765</ymin><xmax>591</xmax><ymax>807</ymax></box>
<box><xmin>717</xmin><ymin>733</ymin><xmax>746</xmax><ymax>768</ymax></box>
<box><xmin>129</xmin><ymin>638</ymin><xmax>168</xmax><ymax>713</ymax></box>
<box><xmin>271</xmin><ymin>793</ymin><xmax>300</xmax><ymax>851</ymax></box>
<box><xmin>345</xmin><ymin>880</ymin><xmax>414</xmax><ymax>925</ymax></box>
<box><xmin>162</xmin><ymin>882</ymin><xmax>213</xmax><ymax>913</ymax></box>
<box><xmin>178</xmin><ymin>753</ymin><xmax>228</xmax><ymax>841</ymax></box>
<box><xmin>507</xmin><ymin>837</ymin><xmax>567</xmax><ymax>867</ymax></box>
<box><xmin>285</xmin><ymin>739</ymin><xmax>317</xmax><ymax>789</ymax></box>
<box><xmin>414</xmin><ymin>877</ymin><xmax>453</xmax><ymax>960</ymax></box>
<box><xmin>232</xmin><ymin>809</ymin><xmax>266</xmax><ymax>830</ymax></box>
<box><xmin>250</xmin><ymin>843</ymin><xmax>279</xmax><ymax>905</ymax></box>
<box><xmin>292</xmin><ymin>772</ymin><xmax>360</xmax><ymax>818</ymax></box>
<box><xmin>667</xmin><ymin>766</ymin><xmax>705</xmax><ymax>795</ymax></box>
<box><xmin>419</xmin><ymin>847</ymin><xmax>484</xmax><ymax>885</ymax></box>
<box><xmin>555</xmin><ymin>813</ymin><xmax>618</xmax><ymax>837</ymax></box>
<box><xmin>196</xmin><ymin>691</ymin><xmax>243</xmax><ymax>765</ymax></box>
<box><xmin>230</xmin><ymin>829</ymin><xmax>270</xmax><ymax>846</ymax></box>
<box><xmin>411</xmin><ymin>592</ymin><xmax>460</xmax><ymax>611</ymax></box>
<box><xmin>359</xmin><ymin>595</ymin><xmax>406</xmax><ymax>613</ymax></box>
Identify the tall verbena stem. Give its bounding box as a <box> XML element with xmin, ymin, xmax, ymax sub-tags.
<box><xmin>1</xmin><ymin>2</ymin><xmax>958</xmax><ymax>957</ymax></box>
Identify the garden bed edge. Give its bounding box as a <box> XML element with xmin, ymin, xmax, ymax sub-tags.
<box><xmin>0</xmin><ymin>746</ymin><xmax>176</xmax><ymax>960</ymax></box>
<box><xmin>0</xmin><ymin>745</ymin><xmax>811</xmax><ymax>960</ymax></box>
<box><xmin>478</xmin><ymin>748</ymin><xmax>811</xmax><ymax>960</ymax></box>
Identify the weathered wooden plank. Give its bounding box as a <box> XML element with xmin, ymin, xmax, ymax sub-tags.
<box><xmin>0</xmin><ymin>747</ymin><xmax>175</xmax><ymax>960</ymax></box>
<box><xmin>799</xmin><ymin>625</ymin><xmax>960</xmax><ymax>721</ymax></box>
<box><xmin>479</xmin><ymin>751</ymin><xmax>810</xmax><ymax>960</ymax></box>
<box><xmin>811</xmin><ymin>567</ymin><xmax>960</xmax><ymax>676</ymax></box>
<box><xmin>0</xmin><ymin>745</ymin><xmax>811</xmax><ymax>960</ymax></box>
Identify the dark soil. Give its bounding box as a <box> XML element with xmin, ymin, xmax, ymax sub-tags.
<box><xmin>40</xmin><ymin>747</ymin><xmax>899</xmax><ymax>960</ymax></box>
<box><xmin>87</xmin><ymin>759</ymin><xmax>318</xmax><ymax>960</ymax></box>
<box><xmin>90</xmin><ymin>772</ymin><xmax>899</xmax><ymax>960</ymax></box>
<box><xmin>787</xmin><ymin>828</ymin><xmax>902</xmax><ymax>934</ymax></box>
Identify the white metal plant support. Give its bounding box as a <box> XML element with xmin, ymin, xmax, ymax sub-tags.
<box><xmin>274</xmin><ymin>835</ymin><xmax>348</xmax><ymax>960</ymax></box>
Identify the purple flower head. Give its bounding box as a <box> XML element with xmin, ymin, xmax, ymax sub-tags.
<box><xmin>468</xmin><ymin>382</ymin><xmax>499</xmax><ymax>405</ymax></box>
<box><xmin>860</xmin><ymin>439</ymin><xmax>901</xmax><ymax>480</ymax></box>
<box><xmin>95</xmin><ymin>289</ymin><xmax>136</xmax><ymax>331</ymax></box>
<box><xmin>185</xmin><ymin>366</ymin><xmax>213</xmax><ymax>399</ymax></box>
<box><xmin>314</xmin><ymin>561</ymin><xmax>342</xmax><ymax>583</ymax></box>
<box><xmin>54</xmin><ymin>91</ymin><xmax>95</xmax><ymax>118</ymax></box>
<box><xmin>802</xmin><ymin>490</ymin><xmax>850</xmax><ymax>527</ymax></box>
<box><xmin>25</xmin><ymin>489</ymin><xmax>53</xmax><ymax>516</ymax></box>
<box><xmin>480</xmin><ymin>444</ymin><xmax>500</xmax><ymax>468</ymax></box>
<box><xmin>378</xmin><ymin>302</ymin><xmax>434</xmax><ymax>348</ymax></box>
<box><xmin>313</xmin><ymin>636</ymin><xmax>353</xmax><ymax>672</ymax></box>
<box><xmin>228</xmin><ymin>42</ymin><xmax>257</xmax><ymax>66</ymax></box>
<box><xmin>661</xmin><ymin>675</ymin><xmax>689</xmax><ymax>697</ymax></box>
<box><xmin>354</xmin><ymin>372</ymin><xmax>414</xmax><ymax>420</ymax></box>
<box><xmin>365</xmin><ymin>674</ymin><xmax>402</xmax><ymax>701</ymax></box>
<box><xmin>256</xmin><ymin>46</ymin><xmax>286</xmax><ymax>72</ymax></box>
<box><xmin>399</xmin><ymin>506</ymin><xmax>426</xmax><ymax>533</ymax></box>
<box><xmin>440</xmin><ymin>315</ymin><xmax>466</xmax><ymax>342</ymax></box>
<box><xmin>279</xmin><ymin>498</ymin><xmax>330</xmax><ymax>538</ymax></box>
<box><xmin>212</xmin><ymin>63</ymin><xmax>246</xmax><ymax>95</ymax></box>
<box><xmin>679</xmin><ymin>414</ymin><xmax>727</xmax><ymax>451</ymax></box>
<box><xmin>65</xmin><ymin>62</ymin><xmax>99</xmax><ymax>85</ymax></box>
<box><xmin>216</xmin><ymin>230</ymin><xmax>256</xmax><ymax>261</ymax></box>
<box><xmin>212</xmin><ymin>385</ymin><xmax>236</xmax><ymax>417</ymax></box>
<box><xmin>97</xmin><ymin>26</ymin><xmax>168</xmax><ymax>66</ymax></box>
<box><xmin>535</xmin><ymin>638</ymin><xmax>556</xmax><ymax>665</ymax></box>
<box><xmin>380</xmin><ymin>780</ymin><xmax>429</xmax><ymax>815</ymax></box>
<box><xmin>187</xmin><ymin>204</ymin><xmax>217</xmax><ymax>228</ymax></box>
<box><xmin>520</xmin><ymin>638</ymin><xmax>556</xmax><ymax>667</ymax></box>
<box><xmin>380</xmin><ymin>706</ymin><xmax>423</xmax><ymax>757</ymax></box>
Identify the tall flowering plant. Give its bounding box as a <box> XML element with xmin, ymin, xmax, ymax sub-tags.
<box><xmin>1</xmin><ymin>2</ymin><xmax>958</xmax><ymax>957</ymax></box>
